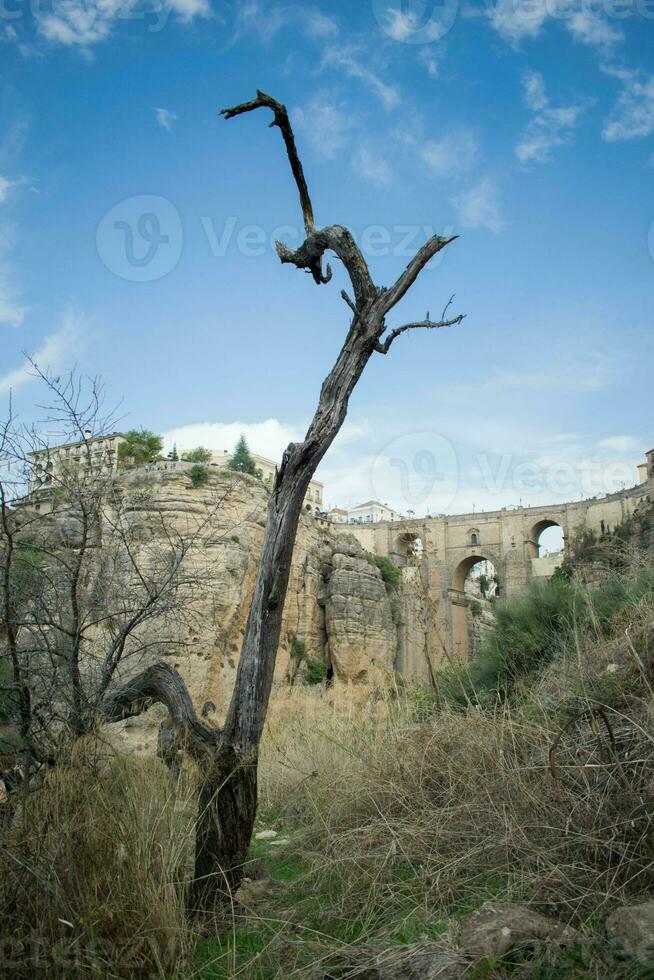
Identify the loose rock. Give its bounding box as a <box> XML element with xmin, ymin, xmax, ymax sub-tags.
<box><xmin>454</xmin><ymin>901</ymin><xmax>580</xmax><ymax>961</ymax></box>
<box><xmin>606</xmin><ymin>900</ymin><xmax>654</xmax><ymax>962</ymax></box>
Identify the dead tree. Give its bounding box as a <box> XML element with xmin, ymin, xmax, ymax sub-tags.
<box><xmin>99</xmin><ymin>91</ymin><xmax>463</xmax><ymax>911</ymax></box>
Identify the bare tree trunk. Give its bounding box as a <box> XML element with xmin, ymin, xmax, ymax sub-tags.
<box><xmin>101</xmin><ymin>90</ymin><xmax>463</xmax><ymax>912</ymax></box>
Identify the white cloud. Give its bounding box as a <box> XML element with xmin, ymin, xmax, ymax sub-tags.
<box><xmin>451</xmin><ymin>177</ymin><xmax>504</xmax><ymax>233</ymax></box>
<box><xmin>37</xmin><ymin>0</ymin><xmax>208</xmax><ymax>49</ymax></box>
<box><xmin>322</xmin><ymin>45</ymin><xmax>400</xmax><ymax>110</ymax></box>
<box><xmin>293</xmin><ymin>99</ymin><xmax>394</xmax><ymax>186</ymax></box>
<box><xmin>354</xmin><ymin>146</ymin><xmax>393</xmax><ymax>187</ymax></box>
<box><xmin>567</xmin><ymin>9</ymin><xmax>623</xmax><ymax>47</ymax></box>
<box><xmin>0</xmin><ymin>307</ymin><xmax>84</xmax><ymax>393</ymax></box>
<box><xmin>516</xmin><ymin>71</ymin><xmax>586</xmax><ymax>164</ymax></box>
<box><xmin>602</xmin><ymin>66</ymin><xmax>654</xmax><ymax>141</ymax></box>
<box><xmin>231</xmin><ymin>0</ymin><xmax>285</xmax><ymax>44</ymax></box>
<box><xmin>0</xmin><ymin>193</ymin><xmax>27</xmax><ymax>327</ymax></box>
<box><xmin>597</xmin><ymin>435</ymin><xmax>641</xmax><ymax>454</ymax></box>
<box><xmin>168</xmin><ymin>0</ymin><xmax>209</xmax><ymax>22</ymax></box>
<box><xmin>487</xmin><ymin>0</ymin><xmax>549</xmax><ymax>45</ymax></box>
<box><xmin>523</xmin><ymin>70</ymin><xmax>547</xmax><ymax>112</ymax></box>
<box><xmin>0</xmin><ymin>176</ymin><xmax>15</xmax><ymax>204</ymax></box>
<box><xmin>293</xmin><ymin>96</ymin><xmax>352</xmax><ymax>160</ymax></box>
<box><xmin>482</xmin><ymin>354</ymin><xmax>613</xmax><ymax>393</ymax></box>
<box><xmin>303</xmin><ymin>10</ymin><xmax>339</xmax><ymax>39</ymax></box>
<box><xmin>417</xmin><ymin>47</ymin><xmax>440</xmax><ymax>78</ymax></box>
<box><xmin>382</xmin><ymin>7</ymin><xmax>448</xmax><ymax>43</ymax></box>
<box><xmin>162</xmin><ymin>418</ymin><xmax>302</xmax><ymax>462</ymax></box>
<box><xmin>231</xmin><ymin>2</ymin><xmax>337</xmax><ymax>46</ymax></box>
<box><xmin>154</xmin><ymin>107</ymin><xmax>177</xmax><ymax>132</ymax></box>
<box><xmin>420</xmin><ymin>129</ymin><xmax>480</xmax><ymax>178</ymax></box>
<box><xmin>486</xmin><ymin>0</ymin><xmax>622</xmax><ymax>50</ymax></box>
<box><xmin>0</xmin><ymin>175</ymin><xmax>30</xmax><ymax>204</ymax></box>
<box><xmin>0</xmin><ymin>272</ymin><xmax>26</xmax><ymax>328</ymax></box>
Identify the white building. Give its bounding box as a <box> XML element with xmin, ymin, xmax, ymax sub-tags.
<box><xmin>29</xmin><ymin>432</ymin><xmax>126</xmax><ymax>493</ymax></box>
<box><xmin>347</xmin><ymin>500</ymin><xmax>401</xmax><ymax>524</ymax></box>
<box><xmin>327</xmin><ymin>507</ymin><xmax>349</xmax><ymax>524</ymax></box>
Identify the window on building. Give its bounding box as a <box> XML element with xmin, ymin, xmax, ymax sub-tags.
<box><xmin>470</xmin><ymin>532</ymin><xmax>478</xmax><ymax>546</ymax></box>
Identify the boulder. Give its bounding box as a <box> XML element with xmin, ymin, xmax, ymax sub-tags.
<box><xmin>606</xmin><ymin>901</ymin><xmax>654</xmax><ymax>962</ymax></box>
<box><xmin>454</xmin><ymin>901</ymin><xmax>579</xmax><ymax>961</ymax></box>
<box><xmin>233</xmin><ymin>875</ymin><xmax>273</xmax><ymax>907</ymax></box>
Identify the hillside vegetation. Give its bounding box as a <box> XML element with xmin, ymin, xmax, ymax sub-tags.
<box><xmin>2</xmin><ymin>532</ymin><xmax>653</xmax><ymax>977</ymax></box>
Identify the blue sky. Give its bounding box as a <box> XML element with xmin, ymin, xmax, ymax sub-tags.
<box><xmin>0</xmin><ymin>0</ymin><xmax>652</xmax><ymax>515</ymax></box>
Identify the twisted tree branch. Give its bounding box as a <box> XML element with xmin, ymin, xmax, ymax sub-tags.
<box><xmin>220</xmin><ymin>92</ymin><xmax>376</xmax><ymax>304</ymax></box>
<box><xmin>374</xmin><ymin>313</ymin><xmax>464</xmax><ymax>354</ymax></box>
<box><xmin>220</xmin><ymin>90</ymin><xmax>315</xmax><ymax>237</ymax></box>
<box><xmin>99</xmin><ymin>662</ymin><xmax>221</xmax><ymax>762</ymax></box>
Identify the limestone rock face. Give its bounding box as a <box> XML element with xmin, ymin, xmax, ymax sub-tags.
<box><xmin>323</xmin><ymin>541</ymin><xmax>397</xmax><ymax>687</ymax></box>
<box><xmin>103</xmin><ymin>469</ymin><xmax>402</xmax><ymax>750</ymax></box>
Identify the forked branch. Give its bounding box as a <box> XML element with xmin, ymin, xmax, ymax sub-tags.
<box><xmin>380</xmin><ymin>235</ymin><xmax>459</xmax><ymax>316</ymax></box>
<box><xmin>220</xmin><ymin>91</ymin><xmax>462</xmax><ymax>331</ymax></box>
<box><xmin>375</xmin><ymin>296</ymin><xmax>465</xmax><ymax>354</ymax></box>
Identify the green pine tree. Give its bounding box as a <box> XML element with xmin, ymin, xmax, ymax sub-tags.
<box><xmin>227</xmin><ymin>435</ymin><xmax>260</xmax><ymax>477</ymax></box>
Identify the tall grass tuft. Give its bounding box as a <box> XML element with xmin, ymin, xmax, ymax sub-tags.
<box><xmin>0</xmin><ymin>743</ymin><xmax>196</xmax><ymax>977</ymax></box>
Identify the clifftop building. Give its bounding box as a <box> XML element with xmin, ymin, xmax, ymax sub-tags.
<box><xmin>338</xmin><ymin>500</ymin><xmax>402</xmax><ymax>524</ymax></box>
<box><xmin>29</xmin><ymin>431</ymin><xmax>126</xmax><ymax>497</ymax></box>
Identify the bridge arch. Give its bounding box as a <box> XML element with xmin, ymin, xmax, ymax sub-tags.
<box><xmin>529</xmin><ymin>518</ymin><xmax>565</xmax><ymax>559</ymax></box>
<box><xmin>450</xmin><ymin>552</ymin><xmax>502</xmax><ymax>660</ymax></box>
<box><xmin>395</xmin><ymin>530</ymin><xmax>423</xmax><ymax>564</ymax></box>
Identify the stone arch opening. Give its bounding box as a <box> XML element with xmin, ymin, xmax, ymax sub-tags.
<box><xmin>451</xmin><ymin>554</ymin><xmax>500</xmax><ymax>660</ymax></box>
<box><xmin>395</xmin><ymin>531</ymin><xmax>423</xmax><ymax>565</ymax></box>
<box><xmin>529</xmin><ymin>519</ymin><xmax>564</xmax><ymax>559</ymax></box>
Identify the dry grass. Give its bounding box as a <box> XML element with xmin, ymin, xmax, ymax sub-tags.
<box><xmin>2</xmin><ymin>559</ymin><xmax>653</xmax><ymax>978</ymax></box>
<box><xmin>229</xmin><ymin>567</ymin><xmax>654</xmax><ymax>976</ymax></box>
<box><xmin>0</xmin><ymin>741</ymin><xmax>197</xmax><ymax>977</ymax></box>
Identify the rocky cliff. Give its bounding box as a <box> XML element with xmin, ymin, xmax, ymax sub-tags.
<box><xmin>107</xmin><ymin>468</ymin><xmax>426</xmax><ymax>750</ymax></box>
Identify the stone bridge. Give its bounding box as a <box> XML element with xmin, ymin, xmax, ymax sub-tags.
<box><xmin>346</xmin><ymin>451</ymin><xmax>654</xmax><ymax>677</ymax></box>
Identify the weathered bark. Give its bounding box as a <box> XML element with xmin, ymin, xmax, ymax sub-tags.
<box><xmin>101</xmin><ymin>90</ymin><xmax>464</xmax><ymax>912</ymax></box>
<box><xmin>192</xmin><ymin>745</ymin><xmax>257</xmax><ymax>906</ymax></box>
